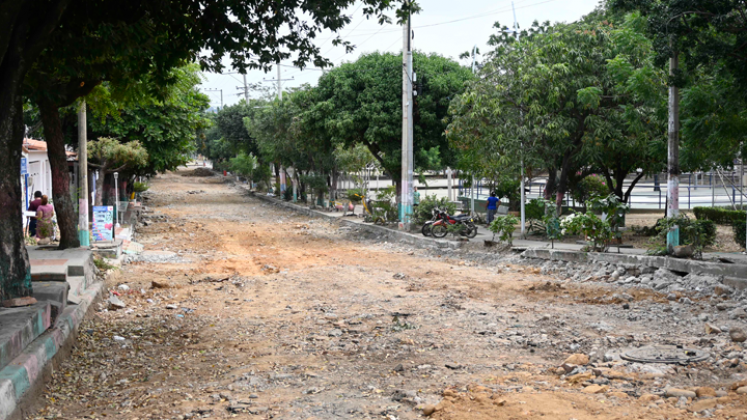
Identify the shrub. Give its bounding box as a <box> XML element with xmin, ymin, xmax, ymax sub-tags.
<box><xmin>693</xmin><ymin>207</ymin><xmax>746</xmax><ymax>225</ymax></box>
<box><xmin>561</xmin><ymin>211</ymin><xmax>612</xmax><ymax>252</ymax></box>
<box><xmin>489</xmin><ymin>215</ymin><xmax>519</xmax><ymax>244</ymax></box>
<box><xmin>570</xmin><ymin>175</ymin><xmax>609</xmax><ymax>205</ymax></box>
<box><xmin>652</xmin><ymin>215</ymin><xmax>717</xmax><ymax>256</ymax></box>
<box><xmin>132</xmin><ymin>181</ymin><xmax>150</xmax><ymax>193</ymax></box>
<box><xmin>734</xmin><ymin>219</ymin><xmax>746</xmax><ymax>249</ymax></box>
<box><xmin>415</xmin><ymin>194</ymin><xmax>457</xmax><ymax>224</ymax></box>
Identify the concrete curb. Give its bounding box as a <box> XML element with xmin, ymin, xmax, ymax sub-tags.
<box><xmin>522</xmin><ymin>248</ymin><xmax>747</xmax><ymax>289</ymax></box>
<box><xmin>248</xmin><ymin>191</ymin><xmax>462</xmax><ymax>250</ymax></box>
<box><xmin>0</xmin><ymin>280</ymin><xmax>104</xmax><ymax>420</ymax></box>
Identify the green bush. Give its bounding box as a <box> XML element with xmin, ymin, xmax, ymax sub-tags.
<box><xmin>693</xmin><ymin>206</ymin><xmax>746</xmax><ymax>225</ymax></box>
<box><xmin>346</xmin><ymin>188</ymin><xmax>365</xmax><ymax>203</ymax></box>
<box><xmin>652</xmin><ymin>215</ymin><xmax>717</xmax><ymax>255</ymax></box>
<box><xmin>734</xmin><ymin>219</ymin><xmax>746</xmax><ymax>249</ymax></box>
<box><xmin>570</xmin><ymin>175</ymin><xmax>609</xmax><ymax>205</ymax></box>
<box><xmin>414</xmin><ymin>194</ymin><xmax>457</xmax><ymax>224</ymax></box>
<box><xmin>489</xmin><ymin>215</ymin><xmax>519</xmax><ymax>244</ymax></box>
<box><xmin>561</xmin><ymin>211</ymin><xmax>612</xmax><ymax>252</ymax></box>
<box><xmin>132</xmin><ymin>181</ymin><xmax>150</xmax><ymax>193</ymax></box>
<box><xmin>525</xmin><ymin>198</ymin><xmax>546</xmax><ymax>221</ymax></box>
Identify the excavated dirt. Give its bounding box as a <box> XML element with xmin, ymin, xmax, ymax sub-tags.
<box><xmin>30</xmin><ymin>168</ymin><xmax>747</xmax><ymax>420</ymax></box>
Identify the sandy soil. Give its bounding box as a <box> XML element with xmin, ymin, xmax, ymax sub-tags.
<box><xmin>29</xmin><ymin>168</ymin><xmax>747</xmax><ymax>420</ymax></box>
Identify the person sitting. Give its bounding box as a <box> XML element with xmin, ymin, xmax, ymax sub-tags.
<box><xmin>27</xmin><ymin>191</ymin><xmax>42</xmax><ymax>237</ymax></box>
<box><xmin>35</xmin><ymin>195</ymin><xmax>55</xmax><ymax>244</ymax></box>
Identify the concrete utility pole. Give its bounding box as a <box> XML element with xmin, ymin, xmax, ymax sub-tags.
<box><xmin>512</xmin><ymin>1</ymin><xmax>526</xmax><ymax>238</ymax></box>
<box><xmin>242</xmin><ymin>74</ymin><xmax>249</xmax><ymax>102</ymax></box>
<box><xmin>204</xmin><ymin>88</ymin><xmax>223</xmax><ymax>109</ymax></box>
<box><xmin>666</xmin><ymin>44</ymin><xmax>680</xmax><ymax>250</ymax></box>
<box><xmin>399</xmin><ymin>4</ymin><xmax>414</xmax><ymax>230</ymax></box>
<box><xmin>78</xmin><ymin>100</ymin><xmax>90</xmax><ymax>247</ymax></box>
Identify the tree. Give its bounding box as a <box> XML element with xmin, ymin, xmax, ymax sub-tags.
<box><xmin>1</xmin><ymin>0</ymin><xmax>414</xmax><ymax>300</ymax></box>
<box><xmin>446</xmin><ymin>12</ymin><xmax>667</xmax><ymax>212</ymax></box>
<box><xmin>610</xmin><ymin>0</ymin><xmax>747</xmax><ymax>170</ymax></box>
<box><xmin>308</xmin><ymin>51</ymin><xmax>472</xmax><ymax>196</ymax></box>
<box><xmin>87</xmin><ymin>138</ymin><xmax>148</xmax><ymax>205</ymax></box>
<box><xmin>87</xmin><ymin>65</ymin><xmax>211</xmax><ymax>175</ymax></box>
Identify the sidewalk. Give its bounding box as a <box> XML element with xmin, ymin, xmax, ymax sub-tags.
<box><xmin>248</xmin><ymin>189</ymin><xmax>747</xmax><ymax>264</ymax></box>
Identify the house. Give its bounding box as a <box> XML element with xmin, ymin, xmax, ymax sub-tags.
<box><xmin>23</xmin><ymin>138</ymin><xmax>53</xmax><ymax>200</ymax></box>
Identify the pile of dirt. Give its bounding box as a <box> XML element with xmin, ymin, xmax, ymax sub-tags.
<box><xmin>181</xmin><ymin>167</ymin><xmax>215</xmax><ymax>177</ymax></box>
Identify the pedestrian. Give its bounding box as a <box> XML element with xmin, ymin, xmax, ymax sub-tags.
<box><xmin>413</xmin><ymin>186</ymin><xmax>420</xmax><ymax>208</ymax></box>
<box><xmin>486</xmin><ymin>191</ymin><xmax>500</xmax><ymax>225</ymax></box>
<box><xmin>27</xmin><ymin>191</ymin><xmax>42</xmax><ymax>237</ymax></box>
<box><xmin>35</xmin><ymin>195</ymin><xmax>55</xmax><ymax>244</ymax></box>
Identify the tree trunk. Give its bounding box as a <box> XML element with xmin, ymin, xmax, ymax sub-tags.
<box><xmin>95</xmin><ymin>169</ymin><xmax>106</xmax><ymax>206</ymax></box>
<box><xmin>544</xmin><ymin>170</ymin><xmax>556</xmax><ymax>200</ymax></box>
<box><xmin>38</xmin><ymin>98</ymin><xmax>80</xmax><ymax>249</ymax></box>
<box><xmin>0</xmin><ymin>90</ymin><xmax>33</xmax><ymax>300</ymax></box>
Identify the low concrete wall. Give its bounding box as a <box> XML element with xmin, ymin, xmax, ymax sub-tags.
<box><xmin>522</xmin><ymin>248</ymin><xmax>747</xmax><ymax>289</ymax></box>
<box><xmin>0</xmin><ymin>275</ymin><xmax>104</xmax><ymax>420</ymax></box>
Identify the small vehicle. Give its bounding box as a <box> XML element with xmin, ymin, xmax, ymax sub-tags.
<box><xmin>421</xmin><ymin>207</ymin><xmax>444</xmax><ymax>236</ymax></box>
<box><xmin>430</xmin><ymin>210</ymin><xmax>478</xmax><ymax>239</ymax></box>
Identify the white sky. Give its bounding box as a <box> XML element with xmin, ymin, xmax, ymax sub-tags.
<box><xmin>200</xmin><ymin>0</ymin><xmax>602</xmax><ymax>108</ymax></box>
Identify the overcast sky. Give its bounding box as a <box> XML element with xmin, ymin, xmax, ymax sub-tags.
<box><xmin>200</xmin><ymin>0</ymin><xmax>602</xmax><ymax>108</ymax></box>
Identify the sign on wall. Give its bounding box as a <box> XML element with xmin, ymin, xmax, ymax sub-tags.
<box><xmin>92</xmin><ymin>206</ymin><xmax>114</xmax><ymax>241</ymax></box>
<box><xmin>20</xmin><ymin>157</ymin><xmax>27</xmax><ymax>175</ymax></box>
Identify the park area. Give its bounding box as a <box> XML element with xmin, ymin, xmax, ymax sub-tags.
<box><xmin>27</xmin><ymin>169</ymin><xmax>747</xmax><ymax>420</ymax></box>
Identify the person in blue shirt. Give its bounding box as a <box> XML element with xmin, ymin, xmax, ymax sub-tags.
<box><xmin>486</xmin><ymin>191</ymin><xmax>500</xmax><ymax>224</ymax></box>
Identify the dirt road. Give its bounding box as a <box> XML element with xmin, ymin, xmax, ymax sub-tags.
<box><xmin>31</xmin><ymin>169</ymin><xmax>747</xmax><ymax>420</ymax></box>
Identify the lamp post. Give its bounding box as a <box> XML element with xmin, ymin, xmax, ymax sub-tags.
<box><xmin>114</xmin><ymin>172</ymin><xmax>120</xmax><ymax>228</ymax></box>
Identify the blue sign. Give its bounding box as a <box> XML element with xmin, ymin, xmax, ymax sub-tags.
<box><xmin>92</xmin><ymin>206</ymin><xmax>114</xmax><ymax>241</ymax></box>
<box><xmin>20</xmin><ymin>157</ymin><xmax>27</xmax><ymax>175</ymax></box>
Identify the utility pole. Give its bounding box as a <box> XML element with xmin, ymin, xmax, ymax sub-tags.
<box><xmin>508</xmin><ymin>0</ymin><xmax>526</xmax><ymax>238</ymax></box>
<box><xmin>242</xmin><ymin>74</ymin><xmax>249</xmax><ymax>102</ymax></box>
<box><xmin>264</xmin><ymin>63</ymin><xmax>294</xmax><ymax>196</ymax></box>
<box><xmin>78</xmin><ymin>100</ymin><xmax>90</xmax><ymax>247</ymax></box>
<box><xmin>204</xmin><ymin>88</ymin><xmax>223</xmax><ymax>109</ymax></box>
<box><xmin>399</xmin><ymin>3</ymin><xmax>414</xmax><ymax>230</ymax></box>
<box><xmin>666</xmin><ymin>42</ymin><xmax>680</xmax><ymax>250</ymax></box>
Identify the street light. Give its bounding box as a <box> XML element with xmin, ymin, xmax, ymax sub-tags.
<box><xmin>114</xmin><ymin>172</ymin><xmax>120</xmax><ymax>228</ymax></box>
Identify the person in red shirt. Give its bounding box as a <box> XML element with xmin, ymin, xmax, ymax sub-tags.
<box><xmin>27</xmin><ymin>191</ymin><xmax>42</xmax><ymax>237</ymax></box>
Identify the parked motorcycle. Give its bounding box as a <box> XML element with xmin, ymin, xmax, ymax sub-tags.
<box><xmin>421</xmin><ymin>207</ymin><xmax>442</xmax><ymax>237</ymax></box>
<box><xmin>430</xmin><ymin>210</ymin><xmax>478</xmax><ymax>238</ymax></box>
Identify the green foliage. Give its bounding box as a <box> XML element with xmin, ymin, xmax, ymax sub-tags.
<box><xmin>300</xmin><ymin>174</ymin><xmax>329</xmax><ymax>195</ymax></box>
<box><xmin>733</xmin><ymin>220</ymin><xmax>746</xmax><ymax>250</ymax></box>
<box><xmin>492</xmin><ymin>177</ymin><xmax>520</xmax><ymax>211</ymax></box>
<box><xmin>537</xmin><ymin>199</ymin><xmax>563</xmax><ymax>244</ymax></box>
<box><xmin>489</xmin><ymin>215</ymin><xmax>519</xmax><ymax>244</ymax></box>
<box><xmin>310</xmin><ymin>51</ymin><xmax>472</xmax><ymax>188</ymax></box>
<box><xmin>693</xmin><ymin>207</ymin><xmax>746</xmax><ymax>225</ymax></box>
<box><xmin>414</xmin><ymin>195</ymin><xmax>457</xmax><ymax>224</ymax></box>
<box><xmin>88</xmin><ymin>137</ymin><xmax>149</xmax><ymax>174</ymax></box>
<box><xmin>561</xmin><ymin>212</ymin><xmax>612</xmax><ymax>252</ymax></box>
<box><xmin>229</xmin><ymin>152</ymin><xmax>259</xmax><ymax>180</ymax></box>
<box><xmin>93</xmin><ymin>257</ymin><xmax>116</xmax><ymax>272</ymax></box>
<box><xmin>570</xmin><ymin>175</ymin><xmax>609</xmax><ymax>205</ymax></box>
<box><xmin>87</xmin><ymin>65</ymin><xmax>211</xmax><ymax>175</ymax></box>
<box><xmin>446</xmin><ymin>11</ymin><xmax>666</xmax><ymax>210</ymax></box>
<box><xmin>132</xmin><ymin>182</ymin><xmax>150</xmax><ymax>193</ymax></box>
<box><xmin>651</xmin><ymin>215</ymin><xmax>717</xmax><ymax>256</ymax></box>
<box><xmin>587</xmin><ymin>193</ymin><xmax>630</xmax><ymax>238</ymax></box>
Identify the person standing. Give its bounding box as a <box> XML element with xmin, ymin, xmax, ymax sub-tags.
<box><xmin>486</xmin><ymin>191</ymin><xmax>500</xmax><ymax>224</ymax></box>
<box><xmin>35</xmin><ymin>195</ymin><xmax>55</xmax><ymax>243</ymax></box>
<box><xmin>27</xmin><ymin>191</ymin><xmax>42</xmax><ymax>237</ymax></box>
<box><xmin>413</xmin><ymin>186</ymin><xmax>420</xmax><ymax>208</ymax></box>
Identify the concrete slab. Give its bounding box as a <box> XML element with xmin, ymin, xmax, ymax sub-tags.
<box><xmin>0</xmin><ymin>303</ymin><xmax>51</xmax><ymax>371</ymax></box>
<box><xmin>31</xmin><ymin>282</ymin><xmax>69</xmax><ymax>321</ymax></box>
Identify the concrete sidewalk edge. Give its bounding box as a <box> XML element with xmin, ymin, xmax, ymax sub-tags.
<box><xmin>0</xmin><ymin>280</ymin><xmax>104</xmax><ymax>420</ymax></box>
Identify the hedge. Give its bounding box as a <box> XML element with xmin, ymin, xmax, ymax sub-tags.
<box><xmin>693</xmin><ymin>207</ymin><xmax>746</xmax><ymax>225</ymax></box>
<box><xmin>734</xmin><ymin>219</ymin><xmax>746</xmax><ymax>249</ymax></box>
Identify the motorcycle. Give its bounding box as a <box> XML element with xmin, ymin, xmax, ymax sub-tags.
<box><xmin>421</xmin><ymin>207</ymin><xmax>443</xmax><ymax>237</ymax></box>
<box><xmin>430</xmin><ymin>210</ymin><xmax>478</xmax><ymax>239</ymax></box>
